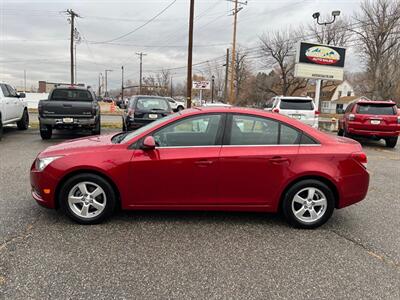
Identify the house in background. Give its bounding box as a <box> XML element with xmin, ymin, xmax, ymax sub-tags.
<box><xmin>305</xmin><ymin>80</ymin><xmax>357</xmax><ymax>113</ymax></box>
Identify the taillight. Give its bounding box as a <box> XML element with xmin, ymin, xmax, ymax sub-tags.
<box><xmin>272</xmin><ymin>108</ymin><xmax>279</xmax><ymax>113</ymax></box>
<box><xmin>128</xmin><ymin>108</ymin><xmax>135</xmax><ymax>117</ymax></box>
<box><xmin>348</xmin><ymin>113</ymin><xmax>355</xmax><ymax>121</ymax></box>
<box><xmin>351</xmin><ymin>152</ymin><xmax>367</xmax><ymax>168</ymax></box>
<box><xmin>315</xmin><ymin>110</ymin><xmax>320</xmax><ymax>116</ymax></box>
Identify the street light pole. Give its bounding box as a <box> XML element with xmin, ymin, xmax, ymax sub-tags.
<box><xmin>104</xmin><ymin>69</ymin><xmax>112</xmax><ymax>97</ymax></box>
<box><xmin>211</xmin><ymin>75</ymin><xmax>215</xmax><ymax>103</ymax></box>
<box><xmin>186</xmin><ymin>0</ymin><xmax>195</xmax><ymax>108</ymax></box>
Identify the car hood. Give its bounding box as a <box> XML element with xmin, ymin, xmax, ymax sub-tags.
<box><xmin>39</xmin><ymin>134</ymin><xmax>115</xmax><ymax>157</ymax></box>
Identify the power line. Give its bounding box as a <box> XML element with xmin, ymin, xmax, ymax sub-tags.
<box><xmin>93</xmin><ymin>0</ymin><xmax>178</xmax><ymax>44</ymax></box>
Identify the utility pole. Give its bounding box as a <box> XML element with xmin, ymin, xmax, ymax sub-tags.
<box><xmin>104</xmin><ymin>69</ymin><xmax>112</xmax><ymax>97</ymax></box>
<box><xmin>23</xmin><ymin>70</ymin><xmax>26</xmax><ymax>92</ymax></box>
<box><xmin>211</xmin><ymin>75</ymin><xmax>215</xmax><ymax>103</ymax></box>
<box><xmin>186</xmin><ymin>0</ymin><xmax>195</xmax><ymax>108</ymax></box>
<box><xmin>121</xmin><ymin>66</ymin><xmax>124</xmax><ymax>102</ymax></box>
<box><xmin>66</xmin><ymin>9</ymin><xmax>80</xmax><ymax>85</ymax></box>
<box><xmin>224</xmin><ymin>48</ymin><xmax>229</xmax><ymax>102</ymax></box>
<box><xmin>136</xmin><ymin>52</ymin><xmax>147</xmax><ymax>94</ymax></box>
<box><xmin>98</xmin><ymin>73</ymin><xmax>102</xmax><ymax>97</ymax></box>
<box><xmin>227</xmin><ymin>0</ymin><xmax>246</xmax><ymax>104</ymax></box>
<box><xmin>170</xmin><ymin>75</ymin><xmax>173</xmax><ymax>98</ymax></box>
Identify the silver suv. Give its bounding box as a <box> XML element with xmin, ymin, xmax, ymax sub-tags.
<box><xmin>265</xmin><ymin>96</ymin><xmax>319</xmax><ymax>128</ymax></box>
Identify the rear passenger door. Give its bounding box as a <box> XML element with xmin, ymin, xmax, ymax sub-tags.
<box><xmin>216</xmin><ymin>114</ymin><xmax>300</xmax><ymax>206</ymax></box>
<box><xmin>0</xmin><ymin>84</ymin><xmax>14</xmax><ymax>122</ymax></box>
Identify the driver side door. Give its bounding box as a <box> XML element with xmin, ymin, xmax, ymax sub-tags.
<box><xmin>128</xmin><ymin>113</ymin><xmax>225</xmax><ymax>207</ymax></box>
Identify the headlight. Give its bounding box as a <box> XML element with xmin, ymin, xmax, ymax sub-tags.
<box><xmin>35</xmin><ymin>156</ymin><xmax>63</xmax><ymax>172</ymax></box>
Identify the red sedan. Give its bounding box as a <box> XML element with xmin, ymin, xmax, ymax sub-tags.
<box><xmin>30</xmin><ymin>107</ymin><xmax>369</xmax><ymax>228</ymax></box>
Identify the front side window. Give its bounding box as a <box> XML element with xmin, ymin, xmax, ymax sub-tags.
<box><xmin>153</xmin><ymin>114</ymin><xmax>222</xmax><ymax>147</ymax></box>
<box><xmin>6</xmin><ymin>85</ymin><xmax>18</xmax><ymax>97</ymax></box>
<box><xmin>51</xmin><ymin>89</ymin><xmax>92</xmax><ymax>101</ymax></box>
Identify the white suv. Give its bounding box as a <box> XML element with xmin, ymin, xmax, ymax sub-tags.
<box><xmin>166</xmin><ymin>97</ymin><xmax>185</xmax><ymax>112</ymax></box>
<box><xmin>265</xmin><ymin>96</ymin><xmax>319</xmax><ymax>128</ymax></box>
<box><xmin>0</xmin><ymin>83</ymin><xmax>29</xmax><ymax>140</ymax></box>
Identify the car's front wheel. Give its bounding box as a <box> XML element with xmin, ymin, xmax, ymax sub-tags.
<box><xmin>385</xmin><ymin>137</ymin><xmax>398</xmax><ymax>148</ymax></box>
<box><xmin>282</xmin><ymin>179</ymin><xmax>335</xmax><ymax>229</ymax></box>
<box><xmin>60</xmin><ymin>173</ymin><xmax>116</xmax><ymax>224</ymax></box>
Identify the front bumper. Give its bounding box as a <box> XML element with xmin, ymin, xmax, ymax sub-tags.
<box><xmin>30</xmin><ymin>164</ymin><xmax>58</xmax><ymax>209</ymax></box>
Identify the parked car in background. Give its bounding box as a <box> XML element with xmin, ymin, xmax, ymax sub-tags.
<box><xmin>202</xmin><ymin>102</ymin><xmax>232</xmax><ymax>107</ymax></box>
<box><xmin>115</xmin><ymin>98</ymin><xmax>125</xmax><ymax>109</ymax></box>
<box><xmin>167</xmin><ymin>97</ymin><xmax>185</xmax><ymax>112</ymax></box>
<box><xmin>102</xmin><ymin>97</ymin><xmax>113</xmax><ymax>103</ymax></box>
<box><xmin>38</xmin><ymin>85</ymin><xmax>100</xmax><ymax>139</ymax></box>
<box><xmin>265</xmin><ymin>96</ymin><xmax>319</xmax><ymax>128</ymax></box>
<box><xmin>0</xmin><ymin>82</ymin><xmax>29</xmax><ymax>140</ymax></box>
<box><xmin>338</xmin><ymin>99</ymin><xmax>400</xmax><ymax>148</ymax></box>
<box><xmin>123</xmin><ymin>95</ymin><xmax>172</xmax><ymax>131</ymax></box>
<box><xmin>30</xmin><ymin>107</ymin><xmax>369</xmax><ymax>228</ymax></box>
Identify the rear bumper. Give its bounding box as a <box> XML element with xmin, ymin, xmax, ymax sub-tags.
<box><xmin>39</xmin><ymin>116</ymin><xmax>97</xmax><ymax>128</ymax></box>
<box><xmin>337</xmin><ymin>168</ymin><xmax>370</xmax><ymax>209</ymax></box>
<box><xmin>126</xmin><ymin>118</ymin><xmax>155</xmax><ymax>130</ymax></box>
<box><xmin>347</xmin><ymin>127</ymin><xmax>400</xmax><ymax>137</ymax></box>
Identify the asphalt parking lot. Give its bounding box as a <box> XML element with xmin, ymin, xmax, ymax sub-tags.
<box><xmin>0</xmin><ymin>126</ymin><xmax>399</xmax><ymax>299</ymax></box>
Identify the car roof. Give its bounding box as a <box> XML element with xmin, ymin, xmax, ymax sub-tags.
<box><xmin>276</xmin><ymin>96</ymin><xmax>313</xmax><ymax>100</ymax></box>
<box><xmin>53</xmin><ymin>85</ymin><xmax>88</xmax><ymax>91</ymax></box>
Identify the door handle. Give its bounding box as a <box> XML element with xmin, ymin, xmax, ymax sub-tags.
<box><xmin>270</xmin><ymin>156</ymin><xmax>289</xmax><ymax>164</ymax></box>
<box><xmin>195</xmin><ymin>160</ymin><xmax>214</xmax><ymax>165</ymax></box>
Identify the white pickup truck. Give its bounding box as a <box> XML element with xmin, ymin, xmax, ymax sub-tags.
<box><xmin>0</xmin><ymin>82</ymin><xmax>29</xmax><ymax>140</ymax></box>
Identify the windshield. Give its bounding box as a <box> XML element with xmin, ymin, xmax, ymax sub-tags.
<box><xmin>120</xmin><ymin>112</ymin><xmax>179</xmax><ymax>143</ymax></box>
<box><xmin>133</xmin><ymin>97</ymin><xmax>169</xmax><ymax>111</ymax></box>
<box><xmin>51</xmin><ymin>89</ymin><xmax>93</xmax><ymax>101</ymax></box>
<box><xmin>356</xmin><ymin>103</ymin><xmax>396</xmax><ymax>115</ymax></box>
<box><xmin>280</xmin><ymin>99</ymin><xmax>314</xmax><ymax>110</ymax></box>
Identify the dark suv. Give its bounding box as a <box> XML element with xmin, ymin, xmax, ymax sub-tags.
<box><xmin>338</xmin><ymin>100</ymin><xmax>400</xmax><ymax>148</ymax></box>
<box><xmin>123</xmin><ymin>95</ymin><xmax>172</xmax><ymax>131</ymax></box>
<box><xmin>38</xmin><ymin>85</ymin><xmax>100</xmax><ymax>139</ymax></box>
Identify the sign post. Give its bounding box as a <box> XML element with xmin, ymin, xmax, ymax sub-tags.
<box><xmin>192</xmin><ymin>81</ymin><xmax>211</xmax><ymax>105</ymax></box>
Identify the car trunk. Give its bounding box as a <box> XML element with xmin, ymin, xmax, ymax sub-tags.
<box><xmin>40</xmin><ymin>100</ymin><xmax>94</xmax><ymax>118</ymax></box>
<box><xmin>352</xmin><ymin>103</ymin><xmax>398</xmax><ymax>131</ymax></box>
<box><xmin>134</xmin><ymin>109</ymin><xmax>170</xmax><ymax>120</ymax></box>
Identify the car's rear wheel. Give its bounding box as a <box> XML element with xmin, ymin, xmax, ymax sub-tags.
<box><xmin>60</xmin><ymin>173</ymin><xmax>116</xmax><ymax>224</ymax></box>
<box><xmin>177</xmin><ymin>105</ymin><xmax>184</xmax><ymax>111</ymax></box>
<box><xmin>39</xmin><ymin>123</ymin><xmax>52</xmax><ymax>140</ymax></box>
<box><xmin>282</xmin><ymin>179</ymin><xmax>335</xmax><ymax>229</ymax></box>
<box><xmin>17</xmin><ymin>109</ymin><xmax>29</xmax><ymax>130</ymax></box>
<box><xmin>385</xmin><ymin>136</ymin><xmax>398</xmax><ymax>148</ymax></box>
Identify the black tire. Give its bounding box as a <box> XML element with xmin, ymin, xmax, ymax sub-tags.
<box><xmin>343</xmin><ymin>128</ymin><xmax>352</xmax><ymax>138</ymax></box>
<box><xmin>385</xmin><ymin>136</ymin><xmax>398</xmax><ymax>148</ymax></box>
<box><xmin>177</xmin><ymin>105</ymin><xmax>184</xmax><ymax>111</ymax></box>
<box><xmin>92</xmin><ymin>117</ymin><xmax>101</xmax><ymax>135</ymax></box>
<box><xmin>59</xmin><ymin>173</ymin><xmax>116</xmax><ymax>224</ymax></box>
<box><xmin>40</xmin><ymin>123</ymin><xmax>52</xmax><ymax>140</ymax></box>
<box><xmin>122</xmin><ymin>118</ymin><xmax>127</xmax><ymax>131</ymax></box>
<box><xmin>282</xmin><ymin>179</ymin><xmax>335</xmax><ymax>229</ymax></box>
<box><xmin>337</xmin><ymin>128</ymin><xmax>344</xmax><ymax>136</ymax></box>
<box><xmin>0</xmin><ymin>114</ymin><xmax>3</xmax><ymax>141</ymax></box>
<box><xmin>17</xmin><ymin>109</ymin><xmax>29</xmax><ymax>130</ymax></box>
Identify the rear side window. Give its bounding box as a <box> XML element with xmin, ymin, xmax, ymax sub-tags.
<box><xmin>280</xmin><ymin>99</ymin><xmax>314</xmax><ymax>110</ymax></box>
<box><xmin>230</xmin><ymin>115</ymin><xmax>279</xmax><ymax>145</ymax></box>
<box><xmin>280</xmin><ymin>124</ymin><xmax>301</xmax><ymax>144</ymax></box>
<box><xmin>135</xmin><ymin>98</ymin><xmax>169</xmax><ymax>111</ymax></box>
<box><xmin>356</xmin><ymin>104</ymin><xmax>396</xmax><ymax>115</ymax></box>
<box><xmin>0</xmin><ymin>84</ymin><xmax>10</xmax><ymax>97</ymax></box>
<box><xmin>51</xmin><ymin>89</ymin><xmax>92</xmax><ymax>101</ymax></box>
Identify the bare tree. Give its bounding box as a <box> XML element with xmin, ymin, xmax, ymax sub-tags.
<box><xmin>308</xmin><ymin>15</ymin><xmax>352</xmax><ymax>46</ymax></box>
<box><xmin>259</xmin><ymin>30</ymin><xmax>308</xmax><ymax>96</ymax></box>
<box><xmin>351</xmin><ymin>0</ymin><xmax>400</xmax><ymax>100</ymax></box>
<box><xmin>234</xmin><ymin>48</ymin><xmax>252</xmax><ymax>101</ymax></box>
<box><xmin>155</xmin><ymin>69</ymin><xmax>171</xmax><ymax>96</ymax></box>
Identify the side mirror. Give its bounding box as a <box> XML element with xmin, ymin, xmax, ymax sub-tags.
<box><xmin>18</xmin><ymin>92</ymin><xmax>26</xmax><ymax>98</ymax></box>
<box><xmin>142</xmin><ymin>136</ymin><xmax>156</xmax><ymax>150</ymax></box>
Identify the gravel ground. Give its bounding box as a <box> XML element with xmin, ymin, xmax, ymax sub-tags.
<box><xmin>0</xmin><ymin>126</ymin><xmax>399</xmax><ymax>299</ymax></box>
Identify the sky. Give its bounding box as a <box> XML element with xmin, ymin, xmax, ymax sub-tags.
<box><xmin>0</xmin><ymin>0</ymin><xmax>364</xmax><ymax>91</ymax></box>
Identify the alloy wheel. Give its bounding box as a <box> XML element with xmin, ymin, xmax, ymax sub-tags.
<box><xmin>67</xmin><ymin>181</ymin><xmax>107</xmax><ymax>219</ymax></box>
<box><xmin>291</xmin><ymin>187</ymin><xmax>327</xmax><ymax>223</ymax></box>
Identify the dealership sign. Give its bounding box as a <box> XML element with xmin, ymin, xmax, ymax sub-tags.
<box><xmin>295</xmin><ymin>42</ymin><xmax>346</xmax><ymax>80</ymax></box>
<box><xmin>192</xmin><ymin>81</ymin><xmax>210</xmax><ymax>90</ymax></box>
